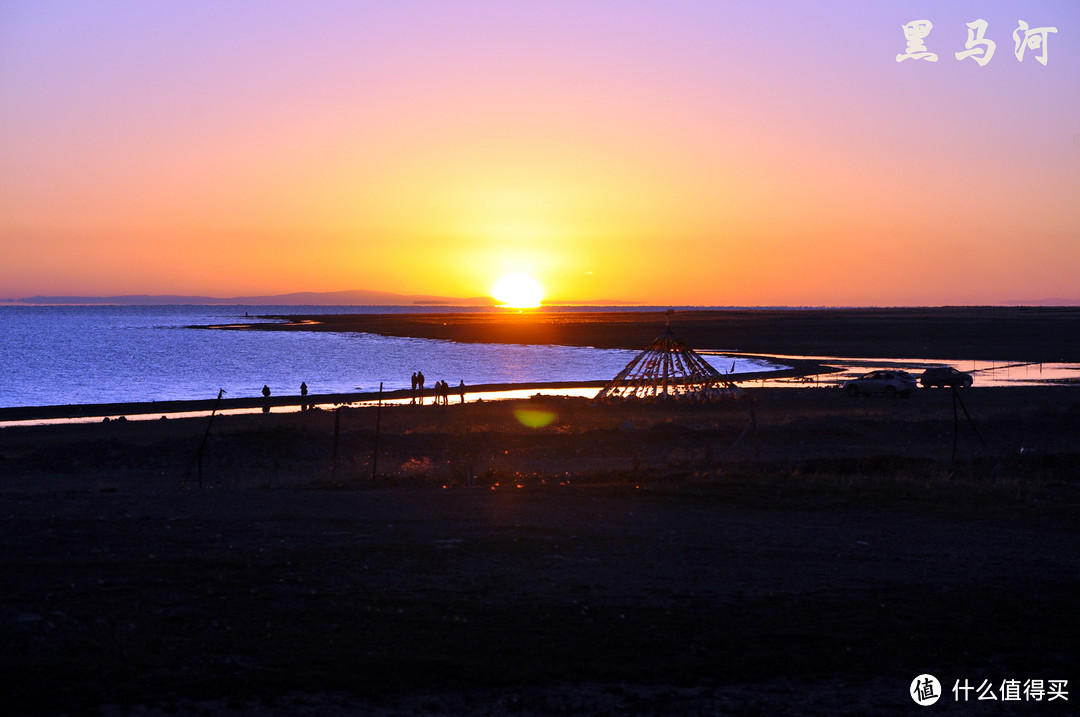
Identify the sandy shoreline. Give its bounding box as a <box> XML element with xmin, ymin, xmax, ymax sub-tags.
<box><xmin>10</xmin><ymin>306</ymin><xmax>1066</xmax><ymax>422</ymax></box>
<box><xmin>227</xmin><ymin>306</ymin><xmax>1080</xmax><ymax>362</ymax></box>
<box><xmin>0</xmin><ymin>364</ymin><xmax>825</xmax><ymax>423</ymax></box>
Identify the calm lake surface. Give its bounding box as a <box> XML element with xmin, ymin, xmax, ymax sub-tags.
<box><xmin>0</xmin><ymin>305</ymin><xmax>779</xmax><ymax>408</ymax></box>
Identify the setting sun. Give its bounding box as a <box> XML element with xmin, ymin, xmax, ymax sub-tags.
<box><xmin>492</xmin><ymin>273</ymin><xmax>544</xmax><ymax>309</ymax></box>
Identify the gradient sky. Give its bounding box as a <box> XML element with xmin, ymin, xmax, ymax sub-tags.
<box><xmin>2</xmin><ymin>1</ymin><xmax>1078</xmax><ymax>305</ymax></box>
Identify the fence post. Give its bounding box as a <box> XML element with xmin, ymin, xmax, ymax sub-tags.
<box><xmin>331</xmin><ymin>406</ymin><xmax>342</xmax><ymax>482</ymax></box>
<box><xmin>196</xmin><ymin>389</ymin><xmax>225</xmax><ymax>489</ymax></box>
<box><xmin>371</xmin><ymin>382</ymin><xmax>383</xmax><ymax>480</ymax></box>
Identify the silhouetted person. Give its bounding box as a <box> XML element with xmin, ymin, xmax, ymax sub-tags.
<box><xmin>417</xmin><ymin>371</ymin><xmax>425</xmax><ymax>405</ymax></box>
<box><xmin>300</xmin><ymin>381</ymin><xmax>308</xmax><ymax>410</ymax></box>
<box><xmin>459</xmin><ymin>380</ymin><xmax>465</xmax><ymax>404</ymax></box>
<box><xmin>411</xmin><ymin>372</ymin><xmax>418</xmax><ymax>404</ymax></box>
<box><xmin>262</xmin><ymin>384</ymin><xmax>271</xmax><ymax>413</ymax></box>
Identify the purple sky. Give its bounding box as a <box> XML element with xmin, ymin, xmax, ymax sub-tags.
<box><xmin>2</xmin><ymin>1</ymin><xmax>1078</xmax><ymax>304</ymax></box>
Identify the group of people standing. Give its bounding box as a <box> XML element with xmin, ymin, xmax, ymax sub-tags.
<box><xmin>260</xmin><ymin>382</ymin><xmax>311</xmax><ymax>413</ymax></box>
<box><xmin>261</xmin><ymin>376</ymin><xmax>466</xmax><ymax>410</ymax></box>
<box><xmin>411</xmin><ymin>372</ymin><xmax>465</xmax><ymax>405</ymax></box>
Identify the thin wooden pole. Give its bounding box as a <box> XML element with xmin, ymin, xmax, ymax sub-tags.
<box><xmin>371</xmin><ymin>382</ymin><xmax>383</xmax><ymax>480</ymax></box>
<box><xmin>953</xmin><ymin>387</ymin><xmax>988</xmax><ymax>449</ymax></box>
<box><xmin>464</xmin><ymin>421</ymin><xmax>473</xmax><ymax>486</ymax></box>
<box><xmin>196</xmin><ymin>389</ymin><xmax>225</xmax><ymax>489</ymax></box>
<box><xmin>750</xmin><ymin>397</ymin><xmax>760</xmax><ymax>462</ymax></box>
<box><xmin>331</xmin><ymin>406</ymin><xmax>342</xmax><ymax>482</ymax></box>
<box><xmin>951</xmin><ymin>386</ymin><xmax>960</xmax><ymax>468</ymax></box>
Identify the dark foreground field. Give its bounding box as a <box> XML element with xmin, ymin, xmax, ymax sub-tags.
<box><xmin>2</xmin><ymin>388</ymin><xmax>1079</xmax><ymax>715</ymax></box>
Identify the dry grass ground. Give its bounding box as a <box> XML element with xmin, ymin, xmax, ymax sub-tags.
<box><xmin>2</xmin><ymin>388</ymin><xmax>1079</xmax><ymax>715</ymax></box>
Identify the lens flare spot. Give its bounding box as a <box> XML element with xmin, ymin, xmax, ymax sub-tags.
<box><xmin>512</xmin><ymin>408</ymin><xmax>557</xmax><ymax>428</ymax></box>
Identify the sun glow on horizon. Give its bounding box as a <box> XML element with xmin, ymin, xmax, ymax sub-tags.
<box><xmin>492</xmin><ymin>273</ymin><xmax>544</xmax><ymax>308</ymax></box>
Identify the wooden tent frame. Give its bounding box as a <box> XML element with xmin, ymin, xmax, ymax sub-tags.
<box><xmin>595</xmin><ymin>326</ymin><xmax>744</xmax><ymax>402</ymax></box>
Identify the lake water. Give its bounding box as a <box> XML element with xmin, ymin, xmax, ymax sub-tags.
<box><xmin>0</xmin><ymin>305</ymin><xmax>780</xmax><ymax>408</ymax></box>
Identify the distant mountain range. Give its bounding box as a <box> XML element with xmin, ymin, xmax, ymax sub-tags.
<box><xmin>6</xmin><ymin>289</ymin><xmax>634</xmax><ymax>306</ymax></box>
<box><xmin>1005</xmin><ymin>298</ymin><xmax>1080</xmax><ymax>307</ymax></box>
<box><xmin>9</xmin><ymin>289</ymin><xmax>496</xmax><ymax>306</ymax></box>
<box><xmin>6</xmin><ymin>291</ymin><xmax>1074</xmax><ymax>307</ymax></box>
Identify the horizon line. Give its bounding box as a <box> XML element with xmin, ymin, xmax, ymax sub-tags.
<box><xmin>2</xmin><ymin>289</ymin><xmax>1079</xmax><ymax>309</ymax></box>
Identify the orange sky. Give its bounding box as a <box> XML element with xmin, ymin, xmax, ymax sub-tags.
<box><xmin>2</xmin><ymin>1</ymin><xmax>1078</xmax><ymax>305</ymax></box>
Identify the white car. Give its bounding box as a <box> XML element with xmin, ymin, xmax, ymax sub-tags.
<box><xmin>842</xmin><ymin>370</ymin><xmax>918</xmax><ymax>397</ymax></box>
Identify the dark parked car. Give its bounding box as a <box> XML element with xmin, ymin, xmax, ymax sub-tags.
<box><xmin>842</xmin><ymin>370</ymin><xmax>918</xmax><ymax>397</ymax></box>
<box><xmin>920</xmin><ymin>367</ymin><xmax>974</xmax><ymax>388</ymax></box>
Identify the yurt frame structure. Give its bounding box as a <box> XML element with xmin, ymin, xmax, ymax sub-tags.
<box><xmin>595</xmin><ymin>326</ymin><xmax>744</xmax><ymax>402</ymax></box>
